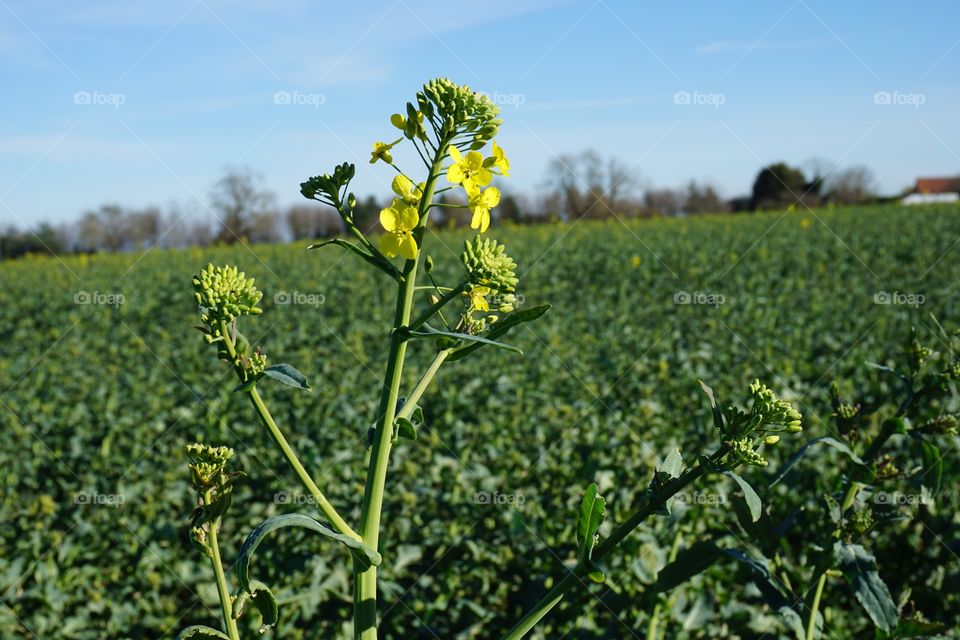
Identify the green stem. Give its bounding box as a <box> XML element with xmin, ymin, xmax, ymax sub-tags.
<box><xmin>805</xmin><ymin>572</ymin><xmax>827</xmax><ymax>640</ymax></box>
<box><xmin>502</xmin><ymin>451</ymin><xmax>722</xmax><ymax>640</ymax></box>
<box><xmin>204</xmin><ymin>491</ymin><xmax>240</xmax><ymax>640</ymax></box>
<box><xmin>353</xmin><ymin>142</ymin><xmax>448</xmax><ymax>640</ymax></box>
<box><xmin>646</xmin><ymin>528</ymin><xmax>683</xmax><ymax>640</ymax></box>
<box><xmin>247</xmin><ymin>388</ymin><xmax>359</xmax><ymax>540</ymax></box>
<box><xmin>217</xmin><ymin>320</ymin><xmax>358</xmax><ymax>540</ymax></box>
<box><xmin>408</xmin><ymin>284</ymin><xmax>466</xmax><ymax>331</ymax></box>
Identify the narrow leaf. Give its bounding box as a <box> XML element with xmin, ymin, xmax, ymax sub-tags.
<box><xmin>263</xmin><ymin>363</ymin><xmax>311</xmax><ymax>390</ymax></box>
<box><xmin>175</xmin><ymin>627</ymin><xmax>231</xmax><ymax>640</ymax></box>
<box><xmin>722</xmin><ymin>470</ymin><xmax>762</xmax><ymax>522</ymax></box>
<box><xmin>576</xmin><ymin>483</ymin><xmax>606</xmax><ymax>564</ymax></box>
<box><xmin>237</xmin><ymin>513</ymin><xmax>380</xmax><ymax>593</ymax></box>
<box><xmin>698</xmin><ymin>379</ymin><xmax>726</xmax><ymax>433</ymax></box>
<box><xmin>396</xmin><ymin>417</ymin><xmax>417</xmax><ymax>440</ymax></box>
<box><xmin>769</xmin><ymin>437</ymin><xmax>865</xmax><ymax>488</ymax></box>
<box><xmin>834</xmin><ymin>542</ymin><xmax>898</xmax><ymax>632</ymax></box>
<box><xmin>407</xmin><ymin>324</ymin><xmax>522</xmax><ymax>355</ymax></box>
<box><xmin>447</xmin><ymin>304</ymin><xmax>551</xmax><ymax>362</ymax></box>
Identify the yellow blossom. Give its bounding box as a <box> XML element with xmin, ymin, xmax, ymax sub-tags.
<box><xmin>486</xmin><ymin>141</ymin><xmax>510</xmax><ymax>176</ymax></box>
<box><xmin>391</xmin><ymin>174</ymin><xmax>424</xmax><ymax>206</ymax></box>
<box><xmin>468</xmin><ymin>186</ymin><xmax>500</xmax><ymax>233</ymax></box>
<box><xmin>370</xmin><ymin>139</ymin><xmax>400</xmax><ymax>164</ymax></box>
<box><xmin>467</xmin><ymin>286</ymin><xmax>491</xmax><ymax>312</ymax></box>
<box><xmin>379</xmin><ymin>204</ymin><xmax>419</xmax><ymax>260</ymax></box>
<box><xmin>447</xmin><ymin>145</ymin><xmax>492</xmax><ymax>192</ymax></box>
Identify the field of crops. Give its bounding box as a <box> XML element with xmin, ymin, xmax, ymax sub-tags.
<box><xmin>1</xmin><ymin>203</ymin><xmax>957</xmax><ymax>639</ymax></box>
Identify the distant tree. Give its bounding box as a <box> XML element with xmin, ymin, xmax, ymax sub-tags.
<box><xmin>751</xmin><ymin>162</ymin><xmax>807</xmax><ymax>210</ymax></box>
<box><xmin>351</xmin><ymin>195</ymin><xmax>381</xmax><ymax>234</ymax></box>
<box><xmin>643</xmin><ymin>188</ymin><xmax>684</xmax><ymax>217</ymax></box>
<box><xmin>546</xmin><ymin>150</ymin><xmax>640</xmax><ymax>220</ymax></box>
<box><xmin>684</xmin><ymin>181</ymin><xmax>727</xmax><ymax>215</ymax></box>
<box><xmin>209</xmin><ymin>169</ymin><xmax>275</xmax><ymax>244</ymax></box>
<box><xmin>497</xmin><ymin>193</ymin><xmax>522</xmax><ymax>223</ymax></box>
<box><xmin>825</xmin><ymin>166</ymin><xmax>877</xmax><ymax>205</ymax></box>
<box><xmin>248</xmin><ymin>211</ymin><xmax>283</xmax><ymax>244</ymax></box>
<box><xmin>127</xmin><ymin>207</ymin><xmax>163</xmax><ymax>248</ymax></box>
<box><xmin>287</xmin><ymin>205</ymin><xmax>341</xmax><ymax>241</ymax></box>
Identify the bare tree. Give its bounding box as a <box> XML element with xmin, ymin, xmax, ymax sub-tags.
<box><xmin>209</xmin><ymin>168</ymin><xmax>275</xmax><ymax>244</ymax></box>
<box><xmin>546</xmin><ymin>150</ymin><xmax>640</xmax><ymax>220</ymax></box>
<box><xmin>825</xmin><ymin>166</ymin><xmax>876</xmax><ymax>205</ymax></box>
<box><xmin>287</xmin><ymin>205</ymin><xmax>342</xmax><ymax>240</ymax></box>
<box><xmin>643</xmin><ymin>188</ymin><xmax>684</xmax><ymax>217</ymax></box>
<box><xmin>684</xmin><ymin>181</ymin><xmax>727</xmax><ymax>215</ymax></box>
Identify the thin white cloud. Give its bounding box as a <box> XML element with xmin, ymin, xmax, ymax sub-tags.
<box><xmin>696</xmin><ymin>39</ymin><xmax>834</xmax><ymax>55</ymax></box>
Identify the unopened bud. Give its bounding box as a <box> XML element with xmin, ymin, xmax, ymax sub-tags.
<box><xmin>764</xmin><ymin>435</ymin><xmax>780</xmax><ymax>445</ymax></box>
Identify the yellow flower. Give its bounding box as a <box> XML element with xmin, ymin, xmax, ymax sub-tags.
<box><xmin>447</xmin><ymin>145</ymin><xmax>492</xmax><ymax>192</ymax></box>
<box><xmin>391</xmin><ymin>174</ymin><xmax>424</xmax><ymax>206</ymax></box>
<box><xmin>468</xmin><ymin>186</ymin><xmax>500</xmax><ymax>233</ymax></box>
<box><xmin>379</xmin><ymin>204</ymin><xmax>419</xmax><ymax>259</ymax></box>
<box><xmin>467</xmin><ymin>286</ymin><xmax>491</xmax><ymax>312</ymax></box>
<box><xmin>630</xmin><ymin>255</ymin><xmax>642</xmax><ymax>268</ymax></box>
<box><xmin>370</xmin><ymin>139</ymin><xmax>400</xmax><ymax>165</ymax></box>
<box><xmin>487</xmin><ymin>141</ymin><xmax>510</xmax><ymax>177</ymax></box>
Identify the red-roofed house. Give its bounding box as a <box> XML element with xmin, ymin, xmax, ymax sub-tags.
<box><xmin>903</xmin><ymin>176</ymin><xmax>960</xmax><ymax>205</ymax></box>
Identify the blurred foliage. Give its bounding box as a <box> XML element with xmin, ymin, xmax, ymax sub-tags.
<box><xmin>0</xmin><ymin>203</ymin><xmax>957</xmax><ymax>638</ymax></box>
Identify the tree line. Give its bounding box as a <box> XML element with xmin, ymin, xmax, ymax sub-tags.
<box><xmin>1</xmin><ymin>155</ymin><xmax>886</xmax><ymax>260</ymax></box>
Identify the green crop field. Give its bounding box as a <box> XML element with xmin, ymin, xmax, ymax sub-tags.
<box><xmin>1</xmin><ymin>204</ymin><xmax>957</xmax><ymax>639</ymax></box>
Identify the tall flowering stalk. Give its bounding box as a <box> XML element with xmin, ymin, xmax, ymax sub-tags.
<box><xmin>175</xmin><ymin>79</ymin><xmax>802</xmax><ymax>640</ymax></box>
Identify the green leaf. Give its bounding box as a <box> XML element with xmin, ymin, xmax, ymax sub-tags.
<box><xmin>833</xmin><ymin>542</ymin><xmax>898</xmax><ymax>632</ymax></box>
<box><xmin>406</xmin><ymin>324</ymin><xmax>522</xmax><ymax>356</ymax></box>
<box><xmin>722</xmin><ymin>548</ymin><xmax>805</xmax><ymax>638</ymax></box>
<box><xmin>722</xmin><ymin>470</ymin><xmax>762</xmax><ymax>522</ymax></box>
<box><xmin>650</xmin><ymin>448</ymin><xmax>683</xmax><ymax>515</ymax></box>
<box><xmin>650</xmin><ymin>541</ymin><xmax>723</xmax><ymax>594</ymax></box>
<box><xmin>698</xmin><ymin>380</ymin><xmax>726</xmax><ymax>433</ymax></box>
<box><xmin>918</xmin><ymin>441</ymin><xmax>943</xmax><ymax>493</ymax></box>
<box><xmin>263</xmin><ymin>363</ymin><xmax>311</xmax><ymax>390</ymax></box>
<box><xmin>233</xmin><ymin>579</ymin><xmax>278</xmax><ymax>632</ymax></box>
<box><xmin>447</xmin><ymin>304</ymin><xmax>551</xmax><ymax>362</ymax></box>
<box><xmin>395</xmin><ymin>417</ymin><xmax>417</xmax><ymax>440</ymax></box>
<box><xmin>237</xmin><ymin>513</ymin><xmax>380</xmax><ymax>593</ymax></box>
<box><xmin>175</xmin><ymin>626</ymin><xmax>230</xmax><ymax>640</ymax></box>
<box><xmin>769</xmin><ymin>437</ymin><xmax>864</xmax><ymax>488</ymax></box>
<box><xmin>576</xmin><ymin>483</ymin><xmax>606</xmax><ymax>565</ymax></box>
<box><xmin>658</xmin><ymin>448</ymin><xmax>684</xmax><ymax>479</ymax></box>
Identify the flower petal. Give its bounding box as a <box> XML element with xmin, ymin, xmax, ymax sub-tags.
<box><xmin>380</xmin><ymin>233</ymin><xmax>402</xmax><ymax>258</ymax></box>
<box><xmin>398</xmin><ymin>235</ymin><xmax>418</xmax><ymax>260</ymax></box>
<box><xmin>392</xmin><ymin>174</ymin><xmax>413</xmax><ymax>199</ymax></box>
<box><xmin>465</xmin><ymin>151</ymin><xmax>484</xmax><ymax>170</ymax></box>
<box><xmin>448</xmin><ymin>145</ymin><xmax>463</xmax><ymax>163</ymax></box>
<box><xmin>398</xmin><ymin>206</ymin><xmax>419</xmax><ymax>231</ymax></box>
<box><xmin>379</xmin><ymin>207</ymin><xmax>400</xmax><ymax>232</ymax></box>
<box><xmin>447</xmin><ymin>165</ymin><xmax>465</xmax><ymax>185</ymax></box>
<box><xmin>481</xmin><ymin>187</ymin><xmax>501</xmax><ymax>208</ymax></box>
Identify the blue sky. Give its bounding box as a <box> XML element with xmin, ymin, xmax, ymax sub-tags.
<box><xmin>1</xmin><ymin>0</ymin><xmax>958</xmax><ymax>226</ymax></box>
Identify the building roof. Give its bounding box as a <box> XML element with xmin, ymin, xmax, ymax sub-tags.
<box><xmin>916</xmin><ymin>177</ymin><xmax>959</xmax><ymax>193</ymax></box>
